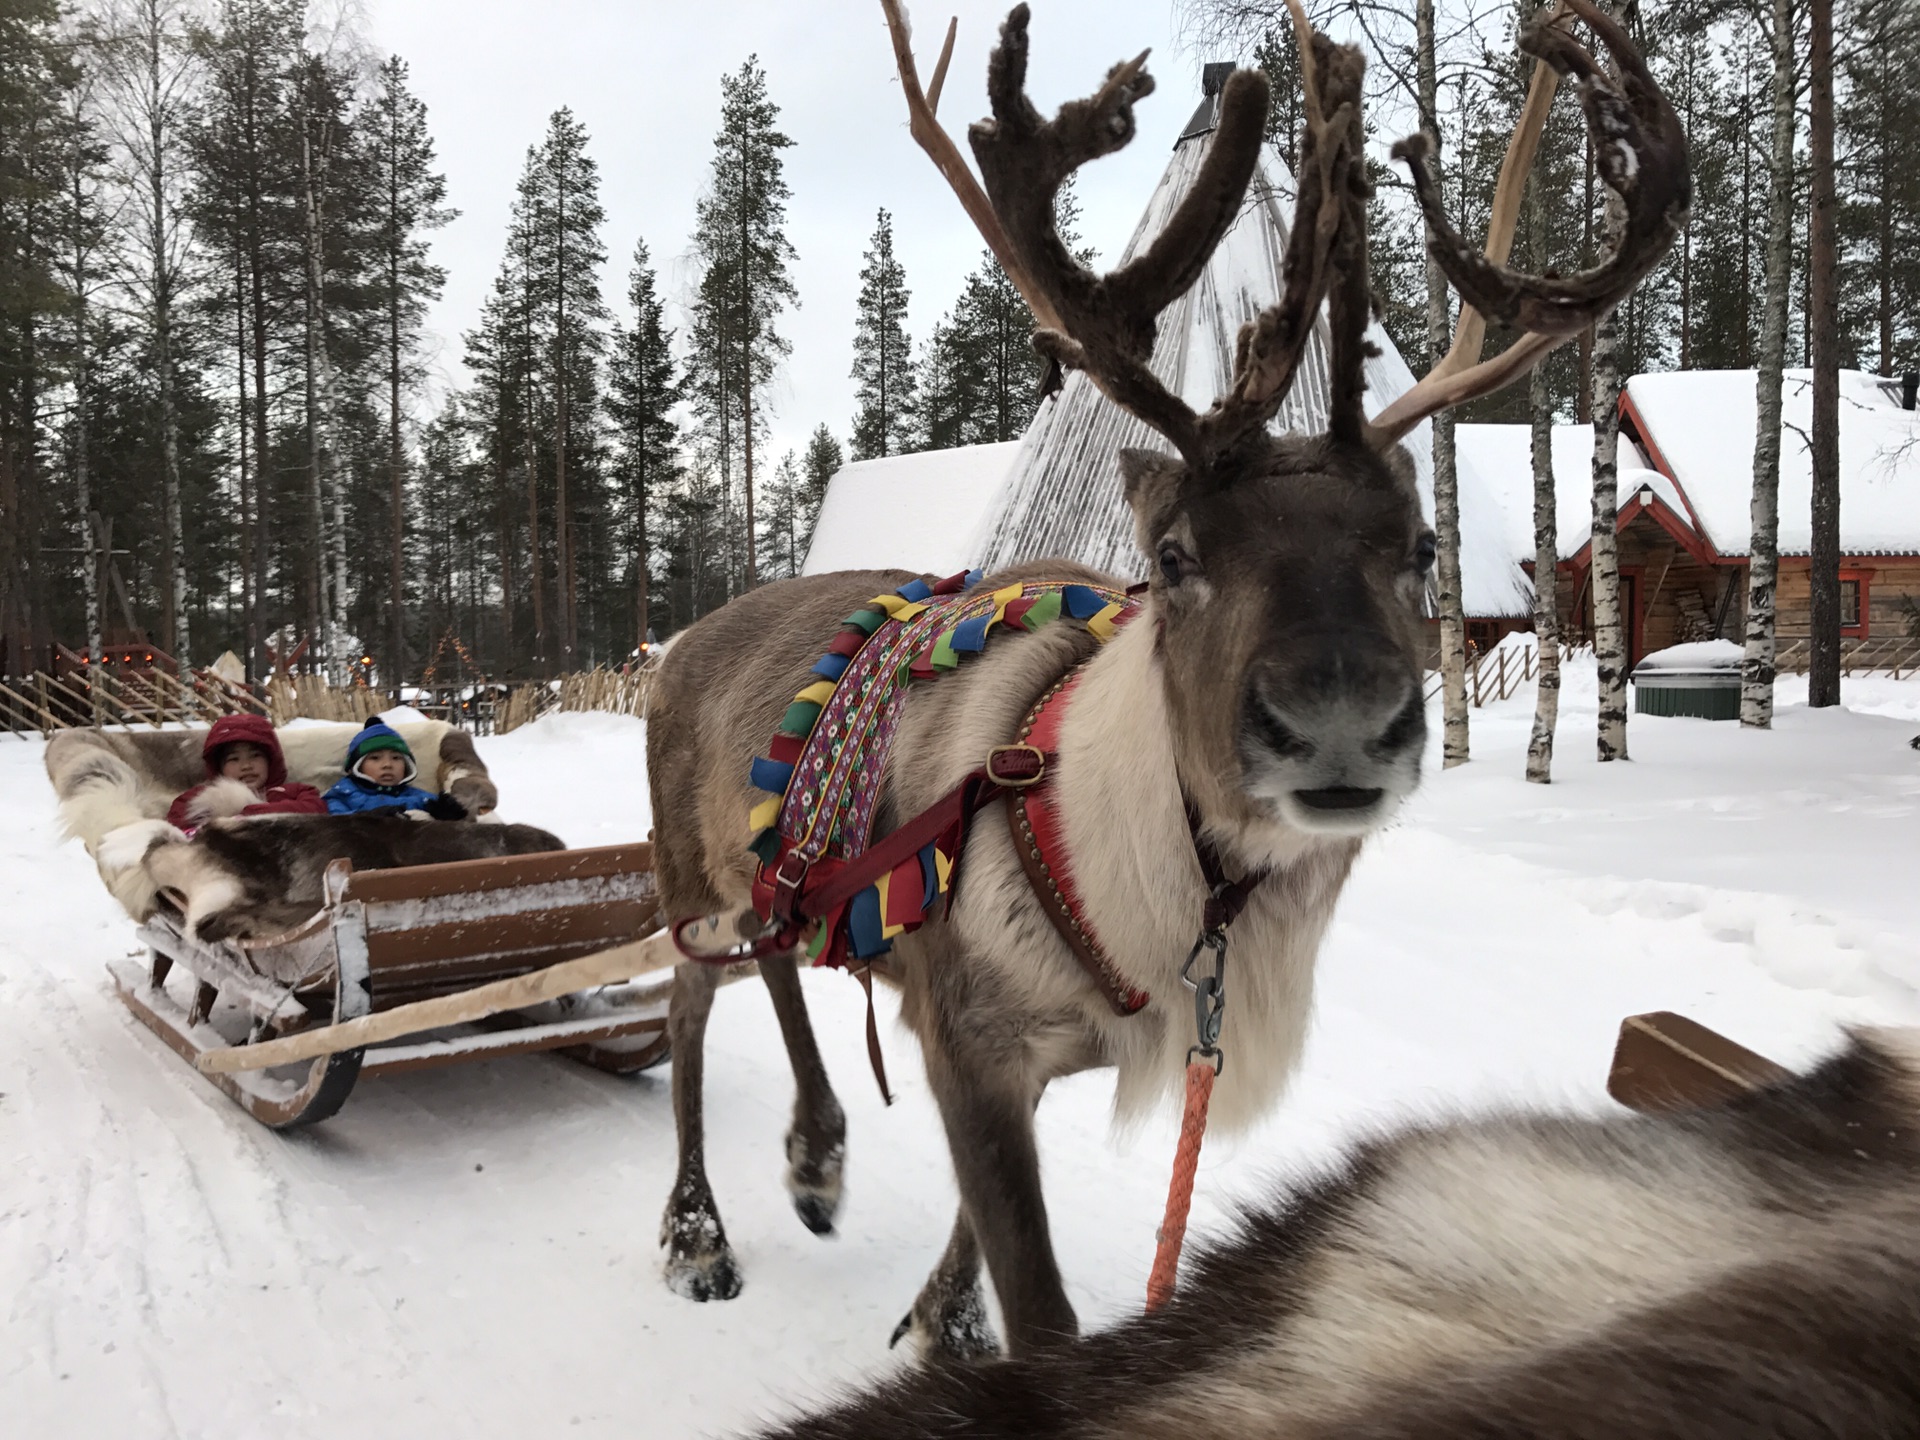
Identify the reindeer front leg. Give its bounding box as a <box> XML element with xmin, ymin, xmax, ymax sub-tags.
<box><xmin>757</xmin><ymin>953</ymin><xmax>848</xmax><ymax>1235</ymax></box>
<box><xmin>921</xmin><ymin>1016</ymin><xmax>1078</xmax><ymax>1354</ymax></box>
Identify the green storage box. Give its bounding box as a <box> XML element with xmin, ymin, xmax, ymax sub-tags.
<box><xmin>1631</xmin><ymin>641</ymin><xmax>1742</xmax><ymax>721</ymax></box>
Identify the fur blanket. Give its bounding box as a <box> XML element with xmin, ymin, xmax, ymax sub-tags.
<box><xmin>47</xmin><ymin>719</ymin><xmax>502</xmax><ymax>922</ymax></box>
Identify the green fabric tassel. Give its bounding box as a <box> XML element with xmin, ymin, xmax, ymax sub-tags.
<box><xmin>931</xmin><ymin>629</ymin><xmax>959</xmax><ymax>671</ymax></box>
<box><xmin>778</xmin><ymin>699</ymin><xmax>824</xmax><ymax>736</ymax></box>
<box><xmin>1019</xmin><ymin>590</ymin><xmax>1062</xmax><ymax>630</ymax></box>
<box><xmin>748</xmin><ymin>828</ymin><xmax>782</xmax><ymax>865</ymax></box>
<box><xmin>844</xmin><ymin>609</ymin><xmax>886</xmax><ymax>635</ymax></box>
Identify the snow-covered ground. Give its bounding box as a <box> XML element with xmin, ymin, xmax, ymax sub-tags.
<box><xmin>6</xmin><ymin>668</ymin><xmax>1920</xmax><ymax>1437</ymax></box>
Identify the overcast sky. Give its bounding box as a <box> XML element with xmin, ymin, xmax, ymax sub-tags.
<box><xmin>359</xmin><ymin>0</ymin><xmax>1212</xmax><ymax>466</ymax></box>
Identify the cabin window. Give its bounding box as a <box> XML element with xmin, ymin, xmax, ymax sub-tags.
<box><xmin>1840</xmin><ymin>571</ymin><xmax>1870</xmax><ymax>638</ymax></box>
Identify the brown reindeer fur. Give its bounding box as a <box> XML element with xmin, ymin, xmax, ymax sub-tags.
<box><xmin>756</xmin><ymin>1030</ymin><xmax>1920</xmax><ymax>1440</ymax></box>
<box><xmin>647</xmin><ymin>429</ymin><xmax>1431</xmax><ymax>1354</ymax></box>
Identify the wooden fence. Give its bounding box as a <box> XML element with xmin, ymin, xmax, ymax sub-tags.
<box><xmin>0</xmin><ymin>663</ymin><xmax>659</xmax><ymax>739</ymax></box>
<box><xmin>1424</xmin><ymin>639</ymin><xmax>1570</xmax><ymax>708</ymax></box>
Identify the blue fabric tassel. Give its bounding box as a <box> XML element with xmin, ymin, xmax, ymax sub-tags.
<box><xmin>847</xmin><ymin>888</ymin><xmax>890</xmax><ymax>959</ymax></box>
<box><xmin>965</xmin><ymin>569</ymin><xmax>984</xmax><ymax>589</ymax></box>
<box><xmin>749</xmin><ymin>756</ymin><xmax>795</xmax><ymax>794</ymax></box>
<box><xmin>919</xmin><ymin>841</ymin><xmax>939</xmax><ymax>909</ymax></box>
<box><xmin>949</xmin><ymin>615</ymin><xmax>991</xmax><ymax>653</ymax></box>
<box><xmin>811</xmin><ymin>652</ymin><xmax>851</xmax><ymax>680</ymax></box>
<box><xmin>1062</xmin><ymin>585</ymin><xmax>1106</xmax><ymax>619</ymax></box>
<box><xmin>897</xmin><ymin>578</ymin><xmax>933</xmax><ymax>603</ymax></box>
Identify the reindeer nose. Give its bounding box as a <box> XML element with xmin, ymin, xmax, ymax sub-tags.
<box><xmin>1245</xmin><ymin>650</ymin><xmax>1426</xmax><ymax>816</ymax></box>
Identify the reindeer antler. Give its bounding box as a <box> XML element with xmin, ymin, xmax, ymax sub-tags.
<box><xmin>880</xmin><ymin>0</ymin><xmax>1685</xmax><ymax>470</ymax></box>
<box><xmin>882</xmin><ymin>1</ymin><xmax>1363</xmax><ymax>470</ymax></box>
<box><xmin>1370</xmin><ymin>0</ymin><xmax>1690</xmax><ymax>444</ymax></box>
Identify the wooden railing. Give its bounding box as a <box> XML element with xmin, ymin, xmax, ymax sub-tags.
<box><xmin>1424</xmin><ymin>639</ymin><xmax>1577</xmax><ymax>708</ymax></box>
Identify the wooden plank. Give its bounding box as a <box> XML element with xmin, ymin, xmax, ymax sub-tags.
<box><xmin>196</xmin><ymin>927</ymin><xmax>712</xmax><ymax>1073</ymax></box>
<box><xmin>1607</xmin><ymin>1011</ymin><xmax>1792</xmax><ymax>1113</ymax></box>
<box><xmin>342</xmin><ymin>841</ymin><xmax>654</xmax><ymax>905</ymax></box>
<box><xmin>366</xmin><ymin>900</ymin><xmax>652</xmax><ymax>971</ymax></box>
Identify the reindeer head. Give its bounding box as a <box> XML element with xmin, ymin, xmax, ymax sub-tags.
<box><xmin>884</xmin><ymin>0</ymin><xmax>1687</xmax><ymax>836</ymax></box>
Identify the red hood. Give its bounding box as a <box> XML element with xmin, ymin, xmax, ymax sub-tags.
<box><xmin>201</xmin><ymin>712</ymin><xmax>289</xmax><ymax>787</ymax></box>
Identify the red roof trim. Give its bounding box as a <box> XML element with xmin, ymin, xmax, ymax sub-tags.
<box><xmin>1617</xmin><ymin>389</ymin><xmax>1714</xmax><ymax>541</ymax></box>
<box><xmin>1561</xmin><ymin>491</ymin><xmax>1723</xmax><ymax>572</ymax></box>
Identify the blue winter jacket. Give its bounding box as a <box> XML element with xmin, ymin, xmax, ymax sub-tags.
<box><xmin>323</xmin><ymin>774</ymin><xmax>440</xmax><ymax>815</ymax></box>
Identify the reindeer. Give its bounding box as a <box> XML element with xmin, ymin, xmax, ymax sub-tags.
<box><xmin>645</xmin><ymin>0</ymin><xmax>1686</xmax><ymax>1357</ymax></box>
<box><xmin>753</xmin><ymin>1027</ymin><xmax>1920</xmax><ymax>1439</ymax></box>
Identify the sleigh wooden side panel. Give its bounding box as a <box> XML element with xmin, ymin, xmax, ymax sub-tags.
<box><xmin>1608</xmin><ymin>1011</ymin><xmax>1793</xmax><ymax>1113</ymax></box>
<box><xmin>112</xmin><ymin>841</ymin><xmax>673</xmax><ymax>1126</ymax></box>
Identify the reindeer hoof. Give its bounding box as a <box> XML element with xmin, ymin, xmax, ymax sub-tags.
<box><xmin>792</xmin><ymin>1191</ymin><xmax>838</xmax><ymax>1237</ymax></box>
<box><xmin>665</xmin><ymin>1248</ymin><xmax>743</xmax><ymax>1302</ymax></box>
<box><xmin>888</xmin><ymin>1283</ymin><xmax>999</xmax><ymax>1360</ymax></box>
<box><xmin>785</xmin><ymin>1125</ymin><xmax>845</xmax><ymax>1238</ymax></box>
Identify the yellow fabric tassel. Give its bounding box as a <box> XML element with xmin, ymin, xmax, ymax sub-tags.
<box><xmin>748</xmin><ymin>795</ymin><xmax>782</xmax><ymax>831</ymax></box>
<box><xmin>793</xmin><ymin>680</ymin><xmax>837</xmax><ymax>706</ymax></box>
<box><xmin>876</xmin><ymin>872</ymin><xmax>907</xmax><ymax>939</ymax></box>
<box><xmin>871</xmin><ymin>593</ymin><xmax>930</xmax><ymax>622</ymax></box>
<box><xmin>934</xmin><ymin>848</ymin><xmax>954</xmax><ymax>892</ymax></box>
<box><xmin>1087</xmin><ymin>601</ymin><xmax>1126</xmax><ymax>642</ymax></box>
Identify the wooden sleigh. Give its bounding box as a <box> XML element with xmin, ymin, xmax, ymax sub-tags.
<box><xmin>111</xmin><ymin>842</ymin><xmax>703</xmax><ymax>1127</ymax></box>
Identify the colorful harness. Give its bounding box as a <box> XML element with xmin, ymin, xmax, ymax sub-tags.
<box><xmin>741</xmin><ymin>569</ymin><xmax>1136</xmax><ymax>969</ymax></box>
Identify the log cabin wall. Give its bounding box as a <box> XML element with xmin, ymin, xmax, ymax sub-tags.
<box><xmin>1770</xmin><ymin>558</ymin><xmax>1920</xmax><ymax>640</ymax></box>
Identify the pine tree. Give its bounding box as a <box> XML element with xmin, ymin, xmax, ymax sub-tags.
<box><xmin>94</xmin><ymin>0</ymin><xmax>196</xmax><ymax>661</ymax></box>
<box><xmin>1837</xmin><ymin>0</ymin><xmax>1920</xmax><ymax>373</ymax></box>
<box><xmin>190</xmin><ymin>0</ymin><xmax>302</xmax><ymax>679</ymax></box>
<box><xmin>0</xmin><ymin>0</ymin><xmax>80</xmax><ymax>672</ymax></box>
<box><xmin>607</xmin><ymin>238</ymin><xmax>681</xmax><ymax>652</ymax></box>
<box><xmin>364</xmin><ymin>54</ymin><xmax>452</xmax><ymax>687</ymax></box>
<box><xmin>1807</xmin><ymin>0</ymin><xmax>1842</xmax><ymax>707</ymax></box>
<box><xmin>689</xmin><ymin>57</ymin><xmax>796</xmax><ymax>595</ymax></box>
<box><xmin>522</xmin><ymin>108</ymin><xmax>608</xmax><ymax>667</ymax></box>
<box><xmin>849</xmin><ymin>207</ymin><xmax>916</xmax><ymax>460</ymax></box>
<box><xmin>798</xmin><ymin>422</ymin><xmax>840</xmax><ymax>558</ymax></box>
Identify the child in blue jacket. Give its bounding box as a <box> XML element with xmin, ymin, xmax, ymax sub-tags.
<box><xmin>324</xmin><ymin>718</ymin><xmax>467</xmax><ymax>819</ymax></box>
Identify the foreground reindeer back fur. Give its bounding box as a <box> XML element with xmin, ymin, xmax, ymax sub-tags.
<box><xmin>760</xmin><ymin>1031</ymin><xmax>1920</xmax><ymax>1439</ymax></box>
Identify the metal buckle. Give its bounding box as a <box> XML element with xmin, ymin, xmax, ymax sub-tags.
<box><xmin>986</xmin><ymin>743</ymin><xmax>1047</xmax><ymax>788</ymax></box>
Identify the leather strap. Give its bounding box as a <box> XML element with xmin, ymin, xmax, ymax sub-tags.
<box><xmin>1007</xmin><ymin>674</ymin><xmax>1152</xmax><ymax>1016</ymax></box>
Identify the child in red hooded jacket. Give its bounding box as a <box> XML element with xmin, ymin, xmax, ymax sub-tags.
<box><xmin>165</xmin><ymin>714</ymin><xmax>329</xmax><ymax>834</ymax></box>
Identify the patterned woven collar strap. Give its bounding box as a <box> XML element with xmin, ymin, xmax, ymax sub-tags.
<box><xmin>1007</xmin><ymin>673</ymin><xmax>1268</xmax><ymax>1020</ymax></box>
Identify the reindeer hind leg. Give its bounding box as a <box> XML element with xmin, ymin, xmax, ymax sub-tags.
<box><xmin>892</xmin><ymin>1207</ymin><xmax>998</xmax><ymax>1360</ymax></box>
<box><xmin>661</xmin><ymin>959</ymin><xmax>744</xmax><ymax>1302</ymax></box>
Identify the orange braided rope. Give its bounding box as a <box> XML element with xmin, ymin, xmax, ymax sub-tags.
<box><xmin>1145</xmin><ymin>1058</ymin><xmax>1217</xmax><ymax>1310</ymax></box>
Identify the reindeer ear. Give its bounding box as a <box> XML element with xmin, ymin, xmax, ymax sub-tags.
<box><xmin>1118</xmin><ymin>448</ymin><xmax>1190</xmax><ymax>558</ymax></box>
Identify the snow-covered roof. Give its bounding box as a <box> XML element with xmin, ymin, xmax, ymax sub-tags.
<box><xmin>1624</xmin><ymin>368</ymin><xmax>1920</xmax><ymax>556</ymax></box>
<box><xmin>1455</xmin><ymin>423</ymin><xmax>1660</xmax><ymax>563</ymax></box>
<box><xmin>800</xmin><ymin>441</ymin><xmax>1022</xmax><ymax>578</ymax></box>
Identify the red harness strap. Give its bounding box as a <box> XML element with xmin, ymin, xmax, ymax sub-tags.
<box><xmin>1005</xmin><ymin>673</ymin><xmax>1152</xmax><ymax>1016</ymax></box>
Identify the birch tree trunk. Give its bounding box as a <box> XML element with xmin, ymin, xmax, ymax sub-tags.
<box><xmin>1743</xmin><ymin>0</ymin><xmax>1796</xmax><ymax>729</ymax></box>
<box><xmin>1591</xmin><ymin>301</ymin><xmax>1628</xmax><ymax>761</ymax></box>
<box><xmin>1525</xmin><ymin>250</ymin><xmax>1560</xmax><ymax>783</ymax></box>
<box><xmin>1417</xmin><ymin>0</ymin><xmax>1469</xmax><ymax>767</ymax></box>
<box><xmin>1807</xmin><ymin>0</ymin><xmax>1841</xmax><ymax>707</ymax></box>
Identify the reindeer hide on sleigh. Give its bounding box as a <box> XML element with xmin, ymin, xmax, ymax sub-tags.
<box><xmin>46</xmin><ymin>718</ymin><xmax>502</xmax><ymax>922</ymax></box>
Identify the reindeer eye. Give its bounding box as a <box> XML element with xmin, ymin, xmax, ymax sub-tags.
<box><xmin>1158</xmin><ymin>543</ymin><xmax>1195</xmax><ymax>587</ymax></box>
<box><xmin>1414</xmin><ymin>532</ymin><xmax>1437</xmax><ymax>574</ymax></box>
